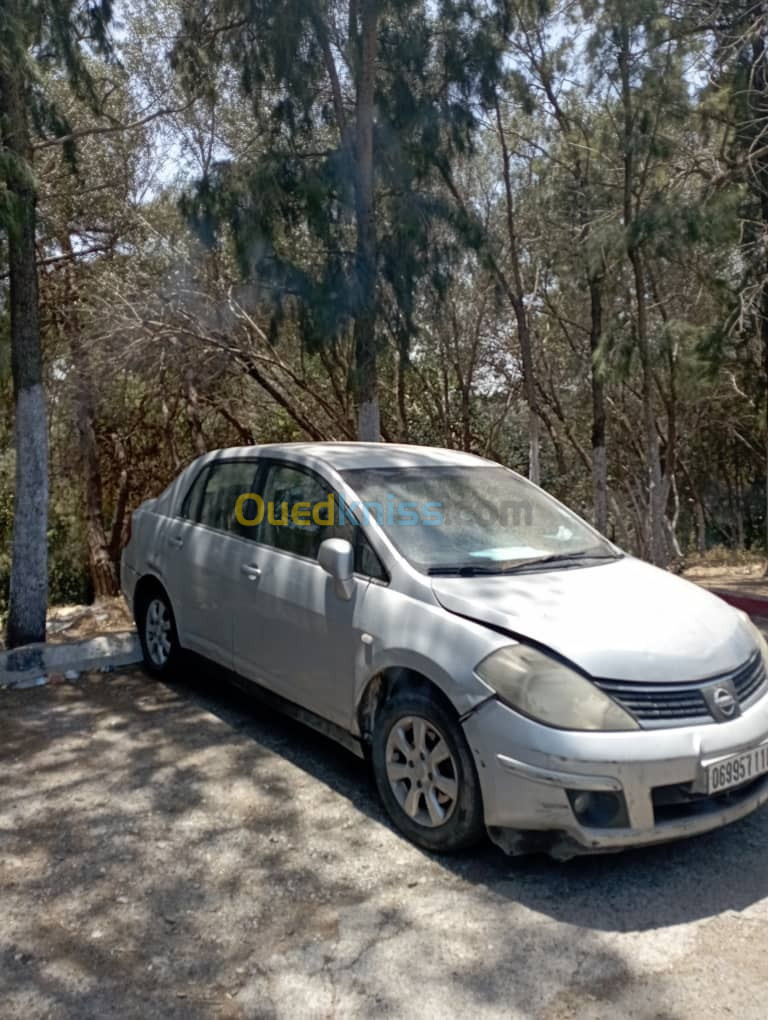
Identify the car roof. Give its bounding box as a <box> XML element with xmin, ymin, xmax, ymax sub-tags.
<box><xmin>208</xmin><ymin>442</ymin><xmax>492</xmax><ymax>472</ymax></box>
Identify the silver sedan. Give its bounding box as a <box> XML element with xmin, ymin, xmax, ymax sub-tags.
<box><xmin>121</xmin><ymin>443</ymin><xmax>768</xmax><ymax>858</ymax></box>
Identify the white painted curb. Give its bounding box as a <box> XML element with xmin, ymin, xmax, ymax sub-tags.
<box><xmin>1</xmin><ymin>631</ymin><xmax>141</xmax><ymax>689</ymax></box>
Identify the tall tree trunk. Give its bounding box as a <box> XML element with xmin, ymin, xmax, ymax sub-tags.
<box><xmin>754</xmin><ymin>32</ymin><xmax>768</xmax><ymax>564</ymax></box>
<box><xmin>680</xmin><ymin>459</ymin><xmax>708</xmax><ymax>554</ymax></box>
<box><xmin>630</xmin><ymin>248</ymin><xmax>666</xmax><ymax>565</ymax></box>
<box><xmin>758</xmin><ymin>267</ymin><xmax>768</xmax><ymax>566</ymax></box>
<box><xmin>665</xmin><ymin>474</ymin><xmax>683</xmax><ymax>562</ymax></box>
<box><xmin>396</xmin><ymin>342</ymin><xmax>410</xmax><ymax>442</ymax></box>
<box><xmin>589</xmin><ymin>276</ymin><xmax>608</xmax><ymax>534</ymax></box>
<box><xmin>108</xmin><ymin>431</ymin><xmax>131</xmax><ymax>566</ymax></box>
<box><xmin>696</xmin><ymin>499</ymin><xmax>707</xmax><ymax>554</ymax></box>
<box><xmin>494</xmin><ymin>97</ymin><xmax>540</xmax><ymax>484</ymax></box>
<box><xmin>618</xmin><ymin>35</ymin><xmax>666</xmax><ymax>566</ymax></box>
<box><xmin>353</xmin><ymin>0</ymin><xmax>380</xmax><ymax>441</ymax></box>
<box><xmin>184</xmin><ymin>367</ymin><xmax>208</xmax><ymax>456</ymax></box>
<box><xmin>517</xmin><ymin>306</ymin><xmax>540</xmax><ymax>485</ymax></box>
<box><xmin>58</xmin><ymin>234</ymin><xmax>119</xmax><ymax>598</ymax></box>
<box><xmin>71</xmin><ymin>335</ymin><xmax>119</xmax><ymax>597</ymax></box>
<box><xmin>1</xmin><ymin>54</ymin><xmax>49</xmax><ymax>647</ymax></box>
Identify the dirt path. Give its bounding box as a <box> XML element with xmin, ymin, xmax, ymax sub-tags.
<box><xmin>684</xmin><ymin>563</ymin><xmax>768</xmax><ymax>600</ymax></box>
<box><xmin>3</xmin><ymin>665</ymin><xmax>768</xmax><ymax>1018</ymax></box>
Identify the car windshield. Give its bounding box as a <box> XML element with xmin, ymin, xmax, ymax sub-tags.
<box><xmin>341</xmin><ymin>465</ymin><xmax>619</xmax><ymax>574</ymax></box>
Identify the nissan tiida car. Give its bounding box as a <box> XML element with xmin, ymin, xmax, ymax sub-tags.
<box><xmin>121</xmin><ymin>443</ymin><xmax>768</xmax><ymax>858</ymax></box>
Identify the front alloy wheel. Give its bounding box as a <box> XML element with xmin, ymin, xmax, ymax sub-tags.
<box><xmin>372</xmin><ymin>688</ymin><xmax>484</xmax><ymax>853</ymax></box>
<box><xmin>385</xmin><ymin>716</ymin><xmax>459</xmax><ymax>827</ymax></box>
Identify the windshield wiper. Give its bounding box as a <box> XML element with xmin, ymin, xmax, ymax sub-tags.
<box><xmin>426</xmin><ymin>564</ymin><xmax>511</xmax><ymax>577</ymax></box>
<box><xmin>427</xmin><ymin>549</ymin><xmax>622</xmax><ymax>577</ymax></box>
<box><xmin>496</xmin><ymin>549</ymin><xmax>623</xmax><ymax>574</ymax></box>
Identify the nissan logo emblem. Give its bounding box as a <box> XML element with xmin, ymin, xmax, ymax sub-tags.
<box><xmin>713</xmin><ymin>686</ymin><xmax>738</xmax><ymax>718</ymax></box>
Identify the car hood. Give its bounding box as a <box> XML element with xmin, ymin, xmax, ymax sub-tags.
<box><xmin>431</xmin><ymin>556</ymin><xmax>755</xmax><ymax>682</ymax></box>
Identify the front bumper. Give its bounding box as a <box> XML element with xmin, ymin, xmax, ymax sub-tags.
<box><xmin>463</xmin><ymin>695</ymin><xmax>768</xmax><ymax>858</ymax></box>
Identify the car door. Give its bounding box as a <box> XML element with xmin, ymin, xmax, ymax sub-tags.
<box><xmin>163</xmin><ymin>458</ymin><xmax>261</xmax><ymax>665</ymax></box>
<box><xmin>231</xmin><ymin>461</ymin><xmax>383</xmax><ymax>728</ymax></box>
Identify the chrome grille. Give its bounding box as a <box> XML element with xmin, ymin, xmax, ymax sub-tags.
<box><xmin>594</xmin><ymin>652</ymin><xmax>767</xmax><ymax>728</ymax></box>
<box><xmin>732</xmin><ymin>653</ymin><xmax>767</xmax><ymax>703</ymax></box>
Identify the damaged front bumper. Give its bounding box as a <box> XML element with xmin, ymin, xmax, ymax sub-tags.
<box><xmin>462</xmin><ymin>695</ymin><xmax>768</xmax><ymax>859</ymax></box>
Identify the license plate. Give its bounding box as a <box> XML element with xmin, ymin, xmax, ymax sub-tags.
<box><xmin>706</xmin><ymin>744</ymin><xmax>768</xmax><ymax>795</ymax></box>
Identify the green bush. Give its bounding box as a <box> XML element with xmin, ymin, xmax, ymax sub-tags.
<box><xmin>0</xmin><ymin>467</ymin><xmax>93</xmax><ymax>629</ymax></box>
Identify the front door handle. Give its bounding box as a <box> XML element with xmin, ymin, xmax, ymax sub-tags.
<box><xmin>169</xmin><ymin>535</ymin><xmax>184</xmax><ymax>549</ymax></box>
<box><xmin>240</xmin><ymin>563</ymin><xmax>262</xmax><ymax>581</ymax></box>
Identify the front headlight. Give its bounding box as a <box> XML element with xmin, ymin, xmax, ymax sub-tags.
<box><xmin>743</xmin><ymin>615</ymin><xmax>768</xmax><ymax>669</ymax></box>
<box><xmin>475</xmin><ymin>645</ymin><xmax>639</xmax><ymax>732</ymax></box>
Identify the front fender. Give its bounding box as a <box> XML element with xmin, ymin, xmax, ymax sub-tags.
<box><xmin>353</xmin><ymin>582</ymin><xmax>512</xmax><ymax>729</ymax></box>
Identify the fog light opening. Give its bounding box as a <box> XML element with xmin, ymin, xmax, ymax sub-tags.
<box><xmin>567</xmin><ymin>790</ymin><xmax>627</xmax><ymax>829</ymax></box>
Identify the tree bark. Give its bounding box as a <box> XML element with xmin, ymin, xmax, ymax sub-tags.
<box><xmin>680</xmin><ymin>458</ymin><xmax>707</xmax><ymax>554</ymax></box>
<box><xmin>532</xmin><ymin>41</ymin><xmax>611</xmax><ymax>532</ymax></box>
<box><xmin>618</xmin><ymin>35</ymin><xmax>666</xmax><ymax>566</ymax></box>
<box><xmin>1</xmin><ymin>53</ymin><xmax>49</xmax><ymax>647</ymax></box>
<box><xmin>57</xmin><ymin>232</ymin><xmax>119</xmax><ymax>598</ymax></box>
<box><xmin>589</xmin><ymin>276</ymin><xmax>608</xmax><ymax>534</ymax></box>
<box><xmin>184</xmin><ymin>367</ymin><xmax>208</xmax><ymax>456</ymax></box>
<box><xmin>396</xmin><ymin>342</ymin><xmax>410</xmax><ymax>442</ymax></box>
<box><xmin>754</xmin><ymin>31</ymin><xmax>768</xmax><ymax>563</ymax></box>
<box><xmin>108</xmin><ymin>432</ymin><xmax>131</xmax><ymax>565</ymax></box>
<box><xmin>494</xmin><ymin>97</ymin><xmax>540</xmax><ymax>484</ymax></box>
<box><xmin>353</xmin><ymin>0</ymin><xmax>380</xmax><ymax>441</ymax></box>
<box><xmin>69</xmin><ymin>292</ymin><xmax>120</xmax><ymax>597</ymax></box>
<box><xmin>696</xmin><ymin>499</ymin><xmax>707</xmax><ymax>553</ymax></box>
<box><xmin>630</xmin><ymin>246</ymin><xmax>666</xmax><ymax>565</ymax></box>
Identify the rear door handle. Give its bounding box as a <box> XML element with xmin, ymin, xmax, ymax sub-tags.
<box><xmin>169</xmin><ymin>535</ymin><xmax>184</xmax><ymax>549</ymax></box>
<box><xmin>240</xmin><ymin>563</ymin><xmax>262</xmax><ymax>581</ymax></box>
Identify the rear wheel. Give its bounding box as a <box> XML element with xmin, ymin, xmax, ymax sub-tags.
<box><xmin>138</xmin><ymin>588</ymin><xmax>181</xmax><ymax>677</ymax></box>
<box><xmin>371</xmin><ymin>688</ymin><xmax>484</xmax><ymax>853</ymax></box>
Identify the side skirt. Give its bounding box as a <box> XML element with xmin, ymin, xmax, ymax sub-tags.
<box><xmin>183</xmin><ymin>652</ymin><xmax>366</xmax><ymax>760</ymax></box>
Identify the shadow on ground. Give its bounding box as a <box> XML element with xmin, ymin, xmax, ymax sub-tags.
<box><xmin>177</xmin><ymin>657</ymin><xmax>768</xmax><ymax>931</ymax></box>
<box><xmin>1</xmin><ymin>661</ymin><xmax>766</xmax><ymax>1018</ymax></box>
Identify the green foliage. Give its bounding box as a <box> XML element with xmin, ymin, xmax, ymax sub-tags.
<box><xmin>47</xmin><ymin>500</ymin><xmax>93</xmax><ymax>608</ymax></box>
<box><xmin>0</xmin><ymin>0</ymin><xmax>115</xmax><ymax>213</ymax></box>
<box><xmin>3</xmin><ymin>0</ymin><xmax>768</xmax><ymax>609</ymax></box>
<box><xmin>0</xmin><ymin>482</ymin><xmax>93</xmax><ymax>620</ymax></box>
<box><xmin>174</xmin><ymin>0</ymin><xmax>507</xmax><ymax>359</ymax></box>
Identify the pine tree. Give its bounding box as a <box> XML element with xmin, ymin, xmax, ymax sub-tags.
<box><xmin>171</xmin><ymin>0</ymin><xmax>505</xmax><ymax>441</ymax></box>
<box><xmin>580</xmin><ymin>0</ymin><xmax>693</xmax><ymax>564</ymax></box>
<box><xmin>0</xmin><ymin>0</ymin><xmax>112</xmax><ymax>646</ymax></box>
<box><xmin>691</xmin><ymin>0</ymin><xmax>768</xmax><ymax>557</ymax></box>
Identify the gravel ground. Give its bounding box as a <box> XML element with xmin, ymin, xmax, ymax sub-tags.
<box><xmin>2</xmin><ymin>664</ymin><xmax>768</xmax><ymax>1020</ymax></box>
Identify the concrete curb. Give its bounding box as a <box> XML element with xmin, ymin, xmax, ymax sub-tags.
<box><xmin>1</xmin><ymin>631</ymin><xmax>142</xmax><ymax>689</ymax></box>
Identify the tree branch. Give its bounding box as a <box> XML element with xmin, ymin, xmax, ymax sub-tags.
<box><xmin>33</xmin><ymin>103</ymin><xmax>194</xmax><ymax>150</ymax></box>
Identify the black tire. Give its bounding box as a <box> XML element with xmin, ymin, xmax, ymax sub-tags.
<box><xmin>137</xmin><ymin>585</ymin><xmax>182</xmax><ymax>678</ymax></box>
<box><xmin>371</xmin><ymin>687</ymin><xmax>484</xmax><ymax>853</ymax></box>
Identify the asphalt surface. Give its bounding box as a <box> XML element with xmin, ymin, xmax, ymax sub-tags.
<box><xmin>2</xmin><ymin>661</ymin><xmax>768</xmax><ymax>1019</ymax></box>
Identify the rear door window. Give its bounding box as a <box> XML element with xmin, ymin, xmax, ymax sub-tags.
<box><xmin>189</xmin><ymin>461</ymin><xmax>261</xmax><ymax>537</ymax></box>
<box><xmin>180</xmin><ymin>466</ymin><xmax>210</xmax><ymax>521</ymax></box>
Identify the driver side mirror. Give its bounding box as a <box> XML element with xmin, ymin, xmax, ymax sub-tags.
<box><xmin>318</xmin><ymin>538</ymin><xmax>354</xmax><ymax>600</ymax></box>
